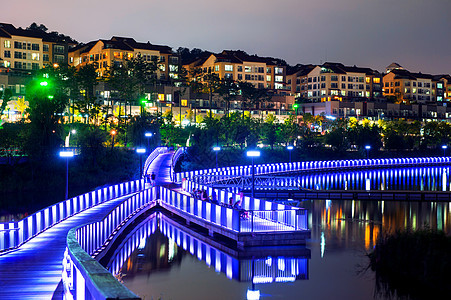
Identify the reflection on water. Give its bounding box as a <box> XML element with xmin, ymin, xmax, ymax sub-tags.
<box><xmin>300</xmin><ymin>199</ymin><xmax>450</xmax><ymax>253</ymax></box>
<box><xmin>100</xmin><ymin>164</ymin><xmax>451</xmax><ymax>299</ymax></box>
<box><xmin>295</xmin><ymin>166</ymin><xmax>451</xmax><ymax>191</ymax></box>
<box><xmin>106</xmin><ymin>198</ymin><xmax>451</xmax><ymax>299</ymax></box>
<box><xmin>107</xmin><ymin>212</ymin><xmax>310</xmax><ymax>299</ymax></box>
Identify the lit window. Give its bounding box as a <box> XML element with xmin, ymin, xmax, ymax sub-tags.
<box><xmin>225</xmin><ymin>65</ymin><xmax>233</xmax><ymax>71</ymax></box>
<box><xmin>245</xmin><ymin>66</ymin><xmax>252</xmax><ymax>73</ymax></box>
<box><xmin>373</xmin><ymin>78</ymin><xmax>380</xmax><ymax>83</ymax></box>
<box><xmin>266</xmin><ymin>75</ymin><xmax>271</xmax><ymax>81</ymax></box>
<box><xmin>215</xmin><ymin>65</ymin><xmax>219</xmax><ymax>72</ymax></box>
<box><xmin>275</xmin><ymin>75</ymin><xmax>283</xmax><ymax>82</ymax></box>
<box><xmin>32</xmin><ymin>53</ymin><xmax>40</xmax><ymax>61</ymax></box>
<box><xmin>4</xmin><ymin>40</ymin><xmax>11</xmax><ymax>48</ymax></box>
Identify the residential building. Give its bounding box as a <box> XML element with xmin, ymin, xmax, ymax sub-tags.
<box><xmin>286</xmin><ymin>64</ymin><xmax>316</xmax><ymax>98</ymax></box>
<box><xmin>383</xmin><ymin>67</ymin><xmax>434</xmax><ymax>104</ymax></box>
<box><xmin>0</xmin><ymin>22</ymin><xmax>72</xmax><ymax>72</ymax></box>
<box><xmin>68</xmin><ymin>37</ymin><xmax>179</xmax><ymax>81</ymax></box>
<box><xmin>302</xmin><ymin>62</ymin><xmax>383</xmax><ymax>103</ymax></box>
<box><xmin>183</xmin><ymin>50</ymin><xmax>287</xmax><ymax>91</ymax></box>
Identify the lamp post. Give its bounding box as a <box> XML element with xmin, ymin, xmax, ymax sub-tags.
<box><xmin>110</xmin><ymin>129</ymin><xmax>117</xmax><ymax>149</ymax></box>
<box><xmin>287</xmin><ymin>145</ymin><xmax>294</xmax><ymax>163</ymax></box>
<box><xmin>246</xmin><ymin>150</ymin><xmax>261</xmax><ymax>200</ymax></box>
<box><xmin>442</xmin><ymin>145</ymin><xmax>447</xmax><ymax>156</ymax></box>
<box><xmin>136</xmin><ymin>147</ymin><xmax>146</xmax><ymax>177</ymax></box>
<box><xmin>213</xmin><ymin>146</ymin><xmax>221</xmax><ymax>169</ymax></box>
<box><xmin>59</xmin><ymin>150</ymin><xmax>74</xmax><ymax>199</ymax></box>
<box><xmin>65</xmin><ymin>129</ymin><xmax>76</xmax><ymax>147</ymax></box>
<box><xmin>145</xmin><ymin>132</ymin><xmax>153</xmax><ymax>150</ymax></box>
<box><xmin>365</xmin><ymin>145</ymin><xmax>371</xmax><ymax>159</ymax></box>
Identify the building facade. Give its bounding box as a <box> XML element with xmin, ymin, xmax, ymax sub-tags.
<box><xmin>183</xmin><ymin>50</ymin><xmax>287</xmax><ymax>91</ymax></box>
<box><xmin>68</xmin><ymin>37</ymin><xmax>179</xmax><ymax>81</ymax></box>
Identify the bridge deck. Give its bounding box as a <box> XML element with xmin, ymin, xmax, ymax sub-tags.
<box><xmin>0</xmin><ymin>196</ymin><xmax>128</xmax><ymax>299</ymax></box>
<box><xmin>0</xmin><ymin>153</ymin><xmax>172</xmax><ymax>300</ymax></box>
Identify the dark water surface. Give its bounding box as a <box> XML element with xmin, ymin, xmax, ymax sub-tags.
<box><xmin>111</xmin><ymin>198</ymin><xmax>449</xmax><ymax>300</ymax></box>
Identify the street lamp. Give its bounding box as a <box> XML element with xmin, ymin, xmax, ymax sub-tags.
<box><xmin>287</xmin><ymin>145</ymin><xmax>294</xmax><ymax>163</ymax></box>
<box><xmin>65</xmin><ymin>129</ymin><xmax>76</xmax><ymax>147</ymax></box>
<box><xmin>246</xmin><ymin>150</ymin><xmax>261</xmax><ymax>200</ymax></box>
<box><xmin>442</xmin><ymin>145</ymin><xmax>447</xmax><ymax>156</ymax></box>
<box><xmin>213</xmin><ymin>146</ymin><xmax>221</xmax><ymax>169</ymax></box>
<box><xmin>365</xmin><ymin>145</ymin><xmax>371</xmax><ymax>159</ymax></box>
<box><xmin>59</xmin><ymin>150</ymin><xmax>74</xmax><ymax>199</ymax></box>
<box><xmin>136</xmin><ymin>147</ymin><xmax>146</xmax><ymax>177</ymax></box>
<box><xmin>110</xmin><ymin>129</ymin><xmax>117</xmax><ymax>149</ymax></box>
<box><xmin>145</xmin><ymin>132</ymin><xmax>153</xmax><ymax>150</ymax></box>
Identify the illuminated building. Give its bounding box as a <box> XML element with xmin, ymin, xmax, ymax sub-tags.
<box><xmin>183</xmin><ymin>50</ymin><xmax>287</xmax><ymax>91</ymax></box>
<box><xmin>0</xmin><ymin>22</ymin><xmax>71</xmax><ymax>72</ymax></box>
<box><xmin>299</xmin><ymin>62</ymin><xmax>383</xmax><ymax>103</ymax></box>
<box><xmin>68</xmin><ymin>36</ymin><xmax>179</xmax><ymax>80</ymax></box>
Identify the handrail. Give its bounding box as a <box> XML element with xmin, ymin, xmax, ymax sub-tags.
<box><xmin>142</xmin><ymin>147</ymin><xmax>169</xmax><ymax>177</ymax></box>
<box><xmin>65</xmin><ymin>228</ymin><xmax>140</xmax><ymax>300</ymax></box>
<box><xmin>0</xmin><ymin>178</ymin><xmax>145</xmax><ymax>254</ymax></box>
<box><xmin>63</xmin><ymin>188</ymin><xmax>156</xmax><ymax>300</ymax></box>
<box><xmin>177</xmin><ymin>156</ymin><xmax>451</xmax><ymax>183</ymax></box>
<box><xmin>170</xmin><ymin>147</ymin><xmax>186</xmax><ymax>183</ymax></box>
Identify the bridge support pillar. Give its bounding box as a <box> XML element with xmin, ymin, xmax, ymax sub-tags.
<box><xmin>208</xmin><ymin>229</ymin><xmax>214</xmax><ymax>237</ymax></box>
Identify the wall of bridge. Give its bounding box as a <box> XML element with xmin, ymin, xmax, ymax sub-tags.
<box><xmin>63</xmin><ymin>188</ymin><xmax>156</xmax><ymax>300</ymax></box>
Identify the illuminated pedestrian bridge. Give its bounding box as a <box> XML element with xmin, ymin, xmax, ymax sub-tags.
<box><xmin>0</xmin><ymin>148</ymin><xmax>449</xmax><ymax>299</ymax></box>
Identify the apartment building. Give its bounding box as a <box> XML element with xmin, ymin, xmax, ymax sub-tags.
<box><xmin>286</xmin><ymin>64</ymin><xmax>316</xmax><ymax>98</ymax></box>
<box><xmin>183</xmin><ymin>50</ymin><xmax>287</xmax><ymax>91</ymax></box>
<box><xmin>299</xmin><ymin>62</ymin><xmax>383</xmax><ymax>102</ymax></box>
<box><xmin>68</xmin><ymin>37</ymin><xmax>179</xmax><ymax>80</ymax></box>
<box><xmin>383</xmin><ymin>69</ymin><xmax>434</xmax><ymax>104</ymax></box>
<box><xmin>0</xmin><ymin>23</ymin><xmax>71</xmax><ymax>72</ymax></box>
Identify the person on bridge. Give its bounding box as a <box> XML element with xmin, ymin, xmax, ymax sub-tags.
<box><xmin>151</xmin><ymin>172</ymin><xmax>156</xmax><ymax>186</ymax></box>
<box><xmin>210</xmin><ymin>190</ymin><xmax>219</xmax><ymax>205</ymax></box>
<box><xmin>201</xmin><ymin>189</ymin><xmax>208</xmax><ymax>201</ymax></box>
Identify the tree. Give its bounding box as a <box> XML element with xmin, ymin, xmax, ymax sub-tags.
<box><xmin>24</xmin><ymin>76</ymin><xmax>68</xmax><ymax>159</ymax></box>
<box><xmin>0</xmin><ymin>88</ymin><xmax>13</xmax><ymax>118</ymax></box>
<box><xmin>218</xmin><ymin>78</ymin><xmax>239</xmax><ymax>117</ymax></box>
<box><xmin>202</xmin><ymin>71</ymin><xmax>220</xmax><ymax>117</ymax></box>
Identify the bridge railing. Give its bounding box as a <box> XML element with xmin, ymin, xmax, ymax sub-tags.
<box><xmin>177</xmin><ymin>156</ymin><xmax>451</xmax><ymax>183</ymax></box>
<box><xmin>63</xmin><ymin>188</ymin><xmax>157</xmax><ymax>300</ymax></box>
<box><xmin>0</xmin><ymin>179</ymin><xmax>145</xmax><ymax>254</ymax></box>
<box><xmin>143</xmin><ymin>146</ymin><xmax>169</xmax><ymax>177</ymax></box>
<box><xmin>160</xmin><ymin>186</ymin><xmax>308</xmax><ymax>232</ymax></box>
<box><xmin>170</xmin><ymin>147</ymin><xmax>186</xmax><ymax>183</ymax></box>
<box><xmin>160</xmin><ymin>187</ymin><xmax>240</xmax><ymax>231</ymax></box>
<box><xmin>242</xmin><ymin>209</ymin><xmax>308</xmax><ymax>232</ymax></box>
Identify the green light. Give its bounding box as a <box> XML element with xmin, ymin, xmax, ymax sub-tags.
<box><xmin>48</xmin><ymin>95</ymin><xmax>54</xmax><ymax>99</ymax></box>
<box><xmin>40</xmin><ymin>81</ymin><xmax>48</xmax><ymax>86</ymax></box>
<box><xmin>293</xmin><ymin>103</ymin><xmax>299</xmax><ymax>109</ymax></box>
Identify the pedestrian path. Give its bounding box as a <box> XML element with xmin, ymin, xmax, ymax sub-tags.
<box><xmin>0</xmin><ymin>196</ymin><xmax>128</xmax><ymax>299</ymax></box>
<box><xmin>0</xmin><ymin>152</ymin><xmax>173</xmax><ymax>299</ymax></box>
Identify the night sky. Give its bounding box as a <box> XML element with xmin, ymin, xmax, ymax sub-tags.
<box><xmin>5</xmin><ymin>0</ymin><xmax>451</xmax><ymax>74</ymax></box>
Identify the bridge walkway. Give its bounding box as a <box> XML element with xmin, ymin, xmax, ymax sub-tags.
<box><xmin>0</xmin><ymin>154</ymin><xmax>169</xmax><ymax>300</ymax></box>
